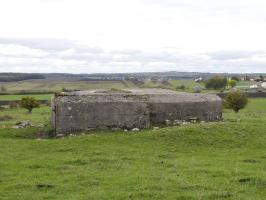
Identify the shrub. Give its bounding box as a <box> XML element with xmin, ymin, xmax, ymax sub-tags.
<box><xmin>176</xmin><ymin>85</ymin><xmax>185</xmax><ymax>91</ymax></box>
<box><xmin>224</xmin><ymin>91</ymin><xmax>248</xmax><ymax>113</ymax></box>
<box><xmin>20</xmin><ymin>97</ymin><xmax>40</xmax><ymax>113</ymax></box>
<box><xmin>228</xmin><ymin>80</ymin><xmax>237</xmax><ymax>88</ymax></box>
<box><xmin>231</xmin><ymin>76</ymin><xmax>240</xmax><ymax>81</ymax></box>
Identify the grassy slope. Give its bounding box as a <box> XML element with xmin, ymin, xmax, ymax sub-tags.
<box><xmin>0</xmin><ymin>99</ymin><xmax>266</xmax><ymax>199</ymax></box>
<box><xmin>0</xmin><ymin>80</ymin><xmax>134</xmax><ymax>100</ymax></box>
<box><xmin>0</xmin><ymin>80</ymin><xmax>132</xmax><ymax>92</ymax></box>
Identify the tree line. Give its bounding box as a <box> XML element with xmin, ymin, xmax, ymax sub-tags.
<box><xmin>205</xmin><ymin>76</ymin><xmax>239</xmax><ymax>90</ymax></box>
<box><xmin>0</xmin><ymin>73</ymin><xmax>45</xmax><ymax>82</ymax></box>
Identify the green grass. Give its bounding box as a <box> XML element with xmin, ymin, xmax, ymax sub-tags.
<box><xmin>0</xmin><ymin>99</ymin><xmax>266</xmax><ymax>199</ymax></box>
<box><xmin>0</xmin><ymin>106</ymin><xmax>50</xmax><ymax>127</ymax></box>
<box><xmin>1</xmin><ymin>79</ymin><xmax>257</xmax><ymax>96</ymax></box>
<box><xmin>169</xmin><ymin>79</ymin><xmax>202</xmax><ymax>88</ymax></box>
<box><xmin>169</xmin><ymin>80</ymin><xmax>257</xmax><ymax>93</ymax></box>
<box><xmin>236</xmin><ymin>80</ymin><xmax>257</xmax><ymax>87</ymax></box>
<box><xmin>0</xmin><ymin>94</ymin><xmax>53</xmax><ymax>101</ymax></box>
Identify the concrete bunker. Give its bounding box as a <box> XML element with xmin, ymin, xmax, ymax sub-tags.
<box><xmin>52</xmin><ymin>89</ymin><xmax>222</xmax><ymax>135</ymax></box>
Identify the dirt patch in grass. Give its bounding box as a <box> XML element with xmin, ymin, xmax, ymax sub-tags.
<box><xmin>238</xmin><ymin>178</ymin><xmax>251</xmax><ymax>183</ymax></box>
<box><xmin>206</xmin><ymin>192</ymin><xmax>233</xmax><ymax>199</ymax></box>
<box><xmin>243</xmin><ymin>159</ymin><xmax>258</xmax><ymax>163</ymax></box>
<box><xmin>0</xmin><ymin>115</ymin><xmax>13</xmax><ymax>121</ymax></box>
<box><xmin>35</xmin><ymin>183</ymin><xmax>54</xmax><ymax>189</ymax></box>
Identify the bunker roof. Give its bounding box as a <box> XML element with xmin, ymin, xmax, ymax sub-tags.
<box><xmin>56</xmin><ymin>89</ymin><xmax>221</xmax><ymax>103</ymax></box>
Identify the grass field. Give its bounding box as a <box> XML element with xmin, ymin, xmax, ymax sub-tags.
<box><xmin>0</xmin><ymin>94</ymin><xmax>53</xmax><ymax>101</ymax></box>
<box><xmin>0</xmin><ymin>99</ymin><xmax>266</xmax><ymax>199</ymax></box>
<box><xmin>0</xmin><ymin>79</ymin><xmax>258</xmax><ymax>99</ymax></box>
<box><xmin>0</xmin><ymin>80</ymin><xmax>133</xmax><ymax>92</ymax></box>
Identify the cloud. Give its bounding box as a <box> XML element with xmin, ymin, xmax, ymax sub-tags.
<box><xmin>0</xmin><ymin>38</ymin><xmax>78</xmax><ymax>51</ymax></box>
<box><xmin>0</xmin><ymin>38</ymin><xmax>266</xmax><ymax>73</ymax></box>
<box><xmin>207</xmin><ymin>51</ymin><xmax>262</xmax><ymax>61</ymax></box>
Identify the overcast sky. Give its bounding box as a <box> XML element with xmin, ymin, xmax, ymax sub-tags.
<box><xmin>0</xmin><ymin>0</ymin><xmax>266</xmax><ymax>73</ymax></box>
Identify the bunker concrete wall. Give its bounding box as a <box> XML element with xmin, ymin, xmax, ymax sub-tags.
<box><xmin>52</xmin><ymin>90</ymin><xmax>222</xmax><ymax>135</ymax></box>
<box><xmin>148</xmin><ymin>101</ymin><xmax>222</xmax><ymax>124</ymax></box>
<box><xmin>146</xmin><ymin>93</ymin><xmax>222</xmax><ymax>123</ymax></box>
<box><xmin>53</xmin><ymin>95</ymin><xmax>150</xmax><ymax>134</ymax></box>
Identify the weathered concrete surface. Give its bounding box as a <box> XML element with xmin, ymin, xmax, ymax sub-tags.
<box><xmin>52</xmin><ymin>93</ymin><xmax>150</xmax><ymax>134</ymax></box>
<box><xmin>52</xmin><ymin>89</ymin><xmax>222</xmax><ymax>135</ymax></box>
<box><xmin>146</xmin><ymin>93</ymin><xmax>222</xmax><ymax>123</ymax></box>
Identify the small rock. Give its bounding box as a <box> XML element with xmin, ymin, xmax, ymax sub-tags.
<box><xmin>132</xmin><ymin>128</ymin><xmax>140</xmax><ymax>132</ymax></box>
<box><xmin>14</xmin><ymin>121</ymin><xmax>33</xmax><ymax>128</ymax></box>
<box><xmin>188</xmin><ymin>117</ymin><xmax>199</xmax><ymax>123</ymax></box>
<box><xmin>173</xmin><ymin>120</ymin><xmax>183</xmax><ymax>126</ymax></box>
<box><xmin>165</xmin><ymin>120</ymin><xmax>172</xmax><ymax>126</ymax></box>
<box><xmin>35</xmin><ymin>124</ymin><xmax>44</xmax><ymax>128</ymax></box>
<box><xmin>124</xmin><ymin>129</ymin><xmax>128</xmax><ymax>132</ymax></box>
<box><xmin>153</xmin><ymin>127</ymin><xmax>159</xmax><ymax>130</ymax></box>
<box><xmin>56</xmin><ymin>134</ymin><xmax>65</xmax><ymax>138</ymax></box>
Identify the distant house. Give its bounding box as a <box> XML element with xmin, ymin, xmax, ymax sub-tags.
<box><xmin>194</xmin><ymin>77</ymin><xmax>204</xmax><ymax>82</ymax></box>
<box><xmin>262</xmin><ymin>82</ymin><xmax>266</xmax><ymax>89</ymax></box>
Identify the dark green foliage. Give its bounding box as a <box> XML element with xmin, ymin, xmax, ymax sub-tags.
<box><xmin>231</xmin><ymin>76</ymin><xmax>240</xmax><ymax>81</ymax></box>
<box><xmin>205</xmin><ymin>76</ymin><xmax>227</xmax><ymax>90</ymax></box>
<box><xmin>0</xmin><ymin>73</ymin><xmax>44</xmax><ymax>82</ymax></box>
<box><xmin>61</xmin><ymin>87</ymin><xmax>68</xmax><ymax>92</ymax></box>
<box><xmin>224</xmin><ymin>91</ymin><xmax>248</xmax><ymax>113</ymax></box>
<box><xmin>20</xmin><ymin>97</ymin><xmax>40</xmax><ymax>113</ymax></box>
<box><xmin>228</xmin><ymin>80</ymin><xmax>237</xmax><ymax>88</ymax></box>
<box><xmin>176</xmin><ymin>85</ymin><xmax>186</xmax><ymax>91</ymax></box>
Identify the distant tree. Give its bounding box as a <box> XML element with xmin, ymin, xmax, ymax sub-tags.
<box><xmin>224</xmin><ymin>91</ymin><xmax>248</xmax><ymax>113</ymax></box>
<box><xmin>231</xmin><ymin>76</ymin><xmax>240</xmax><ymax>81</ymax></box>
<box><xmin>0</xmin><ymin>73</ymin><xmax>44</xmax><ymax>82</ymax></box>
<box><xmin>228</xmin><ymin>80</ymin><xmax>237</xmax><ymax>88</ymax></box>
<box><xmin>0</xmin><ymin>85</ymin><xmax>7</xmax><ymax>92</ymax></box>
<box><xmin>20</xmin><ymin>97</ymin><xmax>40</xmax><ymax>113</ymax></box>
<box><xmin>62</xmin><ymin>87</ymin><xmax>68</xmax><ymax>92</ymax></box>
<box><xmin>205</xmin><ymin>76</ymin><xmax>227</xmax><ymax>90</ymax></box>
